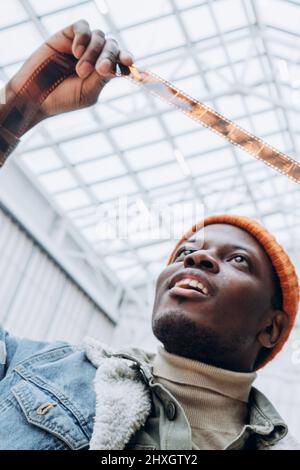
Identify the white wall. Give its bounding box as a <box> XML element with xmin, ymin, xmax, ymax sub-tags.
<box><xmin>0</xmin><ymin>208</ymin><xmax>115</xmax><ymax>344</ymax></box>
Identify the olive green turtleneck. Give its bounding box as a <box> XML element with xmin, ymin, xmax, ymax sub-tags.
<box><xmin>152</xmin><ymin>345</ymin><xmax>257</xmax><ymax>450</ymax></box>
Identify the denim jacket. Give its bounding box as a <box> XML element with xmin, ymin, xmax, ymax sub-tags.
<box><xmin>1</xmin><ymin>326</ymin><xmax>299</xmax><ymax>450</ymax></box>
<box><xmin>0</xmin><ymin>326</ymin><xmax>96</xmax><ymax>450</ymax></box>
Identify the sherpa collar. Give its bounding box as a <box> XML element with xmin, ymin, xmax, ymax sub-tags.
<box><xmin>84</xmin><ymin>336</ymin><xmax>152</xmax><ymax>450</ymax></box>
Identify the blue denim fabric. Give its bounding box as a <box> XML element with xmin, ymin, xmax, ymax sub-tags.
<box><xmin>0</xmin><ymin>326</ymin><xmax>96</xmax><ymax>450</ymax></box>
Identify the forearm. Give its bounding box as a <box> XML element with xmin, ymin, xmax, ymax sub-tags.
<box><xmin>0</xmin><ymin>81</ymin><xmax>41</xmax><ymax>167</ymax></box>
<box><xmin>0</xmin><ymin>84</ymin><xmax>20</xmax><ymax>165</ymax></box>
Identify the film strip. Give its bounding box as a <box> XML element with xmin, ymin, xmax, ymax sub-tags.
<box><xmin>117</xmin><ymin>65</ymin><xmax>300</xmax><ymax>185</ymax></box>
<box><xmin>1</xmin><ymin>51</ymin><xmax>299</xmax><ymax>184</ymax></box>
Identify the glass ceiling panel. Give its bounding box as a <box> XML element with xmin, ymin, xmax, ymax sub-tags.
<box><xmin>96</xmin><ymin>92</ymin><xmax>150</xmax><ymax>126</ymax></box>
<box><xmin>91</xmin><ymin>175</ymin><xmax>139</xmax><ymax>200</ymax></box>
<box><xmin>104</xmin><ymin>255</ymin><xmax>136</xmax><ymax>271</ymax></box>
<box><xmin>41</xmin><ymin>2</ymin><xmax>108</xmax><ymax>35</ymax></box>
<box><xmin>21</xmin><ymin>148</ymin><xmax>63</xmax><ymax>174</ymax></box>
<box><xmin>29</xmin><ymin>0</ymin><xmax>84</xmax><ymax>16</ymax></box>
<box><xmin>39</xmin><ymin>169</ymin><xmax>78</xmax><ymax>193</ymax></box>
<box><xmin>211</xmin><ymin>0</ymin><xmax>249</xmax><ymax>32</ymax></box>
<box><xmin>260</xmin><ymin>0</ymin><xmax>300</xmax><ymax>35</ymax></box>
<box><xmin>138</xmin><ymin>162</ymin><xmax>184</xmax><ymax>190</ymax></box>
<box><xmin>76</xmin><ymin>155</ymin><xmax>126</xmax><ymax>183</ymax></box>
<box><xmin>181</xmin><ymin>5</ymin><xmax>217</xmax><ymax>41</ymax></box>
<box><xmin>55</xmin><ymin>188</ymin><xmax>91</xmax><ymax>211</ymax></box>
<box><xmin>188</xmin><ymin>148</ymin><xmax>236</xmax><ymax>174</ymax></box>
<box><xmin>117</xmin><ymin>265</ymin><xmax>146</xmax><ymax>283</ymax></box>
<box><xmin>124</xmin><ymin>142</ymin><xmax>174</xmax><ymax>171</ymax></box>
<box><xmin>0</xmin><ymin>23</ymin><xmax>42</xmax><ymax>65</ymax></box>
<box><xmin>106</xmin><ymin>0</ymin><xmax>172</xmax><ymax>29</ymax></box>
<box><xmin>224</xmin><ymin>38</ymin><xmax>255</xmax><ymax>63</ymax></box>
<box><xmin>173</xmin><ymin>75</ymin><xmax>207</xmax><ymax>100</ymax></box>
<box><xmin>60</xmin><ymin>133</ymin><xmax>113</xmax><ymax>164</ymax></box>
<box><xmin>95</xmin><ymin>238</ymin><xmax>127</xmax><ymax>254</ymax></box>
<box><xmin>215</xmin><ymin>95</ymin><xmax>247</xmax><ymax>119</ymax></box>
<box><xmin>175</xmin><ymin>0</ymin><xmax>206</xmax><ymax>9</ymax></box>
<box><xmin>136</xmin><ymin>240</ymin><xmax>175</xmax><ymax>262</ymax></box>
<box><xmin>0</xmin><ymin>1</ymin><xmax>28</xmax><ymax>28</ymax></box>
<box><xmin>162</xmin><ymin>109</ymin><xmax>200</xmax><ymax>135</ymax></box>
<box><xmin>121</xmin><ymin>15</ymin><xmax>186</xmax><ymax>58</ymax></box>
<box><xmin>44</xmin><ymin>109</ymin><xmax>98</xmax><ymax>141</ymax></box>
<box><xmin>175</xmin><ymin>128</ymin><xmax>225</xmax><ymax>155</ymax></box>
<box><xmin>150</xmin><ymin>57</ymin><xmax>198</xmax><ymax>81</ymax></box>
<box><xmin>3</xmin><ymin>61</ymin><xmax>24</xmax><ymax>79</ymax></box>
<box><xmin>110</xmin><ymin>118</ymin><xmax>164</xmax><ymax>149</ymax></box>
<box><xmin>19</xmin><ymin>129</ymin><xmax>48</xmax><ymax>153</ymax></box>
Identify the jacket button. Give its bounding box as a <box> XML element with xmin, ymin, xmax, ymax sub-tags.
<box><xmin>166</xmin><ymin>401</ymin><xmax>176</xmax><ymax>421</ymax></box>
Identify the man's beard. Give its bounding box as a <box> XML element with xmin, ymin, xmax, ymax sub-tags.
<box><xmin>152</xmin><ymin>308</ymin><xmax>246</xmax><ymax>369</ymax></box>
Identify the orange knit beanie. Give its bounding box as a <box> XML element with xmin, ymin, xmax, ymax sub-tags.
<box><xmin>167</xmin><ymin>214</ymin><xmax>299</xmax><ymax>369</ymax></box>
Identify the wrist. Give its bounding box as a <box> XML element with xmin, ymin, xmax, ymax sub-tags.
<box><xmin>21</xmin><ymin>107</ymin><xmax>45</xmax><ymax>134</ymax></box>
<box><xmin>0</xmin><ymin>84</ymin><xmax>20</xmax><ymax>166</ymax></box>
<box><xmin>0</xmin><ymin>83</ymin><xmax>16</xmax><ymax>126</ymax></box>
<box><xmin>0</xmin><ymin>52</ymin><xmax>77</xmax><ymax>167</ymax></box>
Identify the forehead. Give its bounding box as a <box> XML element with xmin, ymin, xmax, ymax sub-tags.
<box><xmin>199</xmin><ymin>223</ymin><xmax>262</xmax><ymax>250</ymax></box>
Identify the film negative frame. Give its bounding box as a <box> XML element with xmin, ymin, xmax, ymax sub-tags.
<box><xmin>119</xmin><ymin>65</ymin><xmax>300</xmax><ymax>185</ymax></box>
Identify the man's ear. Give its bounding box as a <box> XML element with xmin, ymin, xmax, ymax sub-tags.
<box><xmin>257</xmin><ymin>310</ymin><xmax>289</xmax><ymax>349</ymax></box>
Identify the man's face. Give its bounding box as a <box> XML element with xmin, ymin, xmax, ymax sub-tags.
<box><xmin>151</xmin><ymin>223</ymin><xmax>278</xmax><ymax>372</ymax></box>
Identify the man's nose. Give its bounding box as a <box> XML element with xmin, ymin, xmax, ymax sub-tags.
<box><xmin>183</xmin><ymin>250</ymin><xmax>220</xmax><ymax>273</ymax></box>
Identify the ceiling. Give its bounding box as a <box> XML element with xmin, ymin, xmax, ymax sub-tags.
<box><xmin>1</xmin><ymin>0</ymin><xmax>299</xmax><ymax>304</ymax></box>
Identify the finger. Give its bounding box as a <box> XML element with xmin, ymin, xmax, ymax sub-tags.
<box><xmin>95</xmin><ymin>38</ymin><xmax>120</xmax><ymax>77</ymax></box>
<box><xmin>119</xmin><ymin>50</ymin><xmax>135</xmax><ymax>67</ymax></box>
<box><xmin>45</xmin><ymin>19</ymin><xmax>91</xmax><ymax>56</ymax></box>
<box><xmin>117</xmin><ymin>51</ymin><xmax>135</xmax><ymax>76</ymax></box>
<box><xmin>68</xmin><ymin>19</ymin><xmax>92</xmax><ymax>59</ymax></box>
<box><xmin>76</xmin><ymin>30</ymin><xmax>106</xmax><ymax>79</ymax></box>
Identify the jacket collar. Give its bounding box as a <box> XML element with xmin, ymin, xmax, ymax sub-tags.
<box><xmin>84</xmin><ymin>337</ymin><xmax>153</xmax><ymax>450</ymax></box>
<box><xmin>84</xmin><ymin>337</ymin><xmax>288</xmax><ymax>450</ymax></box>
<box><xmin>248</xmin><ymin>387</ymin><xmax>288</xmax><ymax>445</ymax></box>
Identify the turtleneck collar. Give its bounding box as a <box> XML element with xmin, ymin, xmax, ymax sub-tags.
<box><xmin>151</xmin><ymin>345</ymin><xmax>257</xmax><ymax>444</ymax></box>
<box><xmin>152</xmin><ymin>345</ymin><xmax>257</xmax><ymax>403</ymax></box>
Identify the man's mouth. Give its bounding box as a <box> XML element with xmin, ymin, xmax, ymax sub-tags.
<box><xmin>168</xmin><ymin>272</ymin><xmax>214</xmax><ymax>301</ymax></box>
<box><xmin>169</xmin><ymin>271</ymin><xmax>213</xmax><ymax>295</ymax></box>
<box><xmin>173</xmin><ymin>278</ymin><xmax>209</xmax><ymax>295</ymax></box>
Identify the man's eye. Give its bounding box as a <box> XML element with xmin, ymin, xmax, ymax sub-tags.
<box><xmin>175</xmin><ymin>248</ymin><xmax>194</xmax><ymax>259</ymax></box>
<box><xmin>230</xmin><ymin>254</ymin><xmax>250</xmax><ymax>266</ymax></box>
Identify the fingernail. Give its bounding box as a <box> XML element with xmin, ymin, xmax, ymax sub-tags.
<box><xmin>75</xmin><ymin>45</ymin><xmax>85</xmax><ymax>59</ymax></box>
<box><xmin>122</xmin><ymin>51</ymin><xmax>135</xmax><ymax>64</ymax></box>
<box><xmin>78</xmin><ymin>61</ymin><xmax>93</xmax><ymax>78</ymax></box>
<box><xmin>98</xmin><ymin>59</ymin><xmax>111</xmax><ymax>74</ymax></box>
<box><xmin>127</xmin><ymin>53</ymin><xmax>135</xmax><ymax>63</ymax></box>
